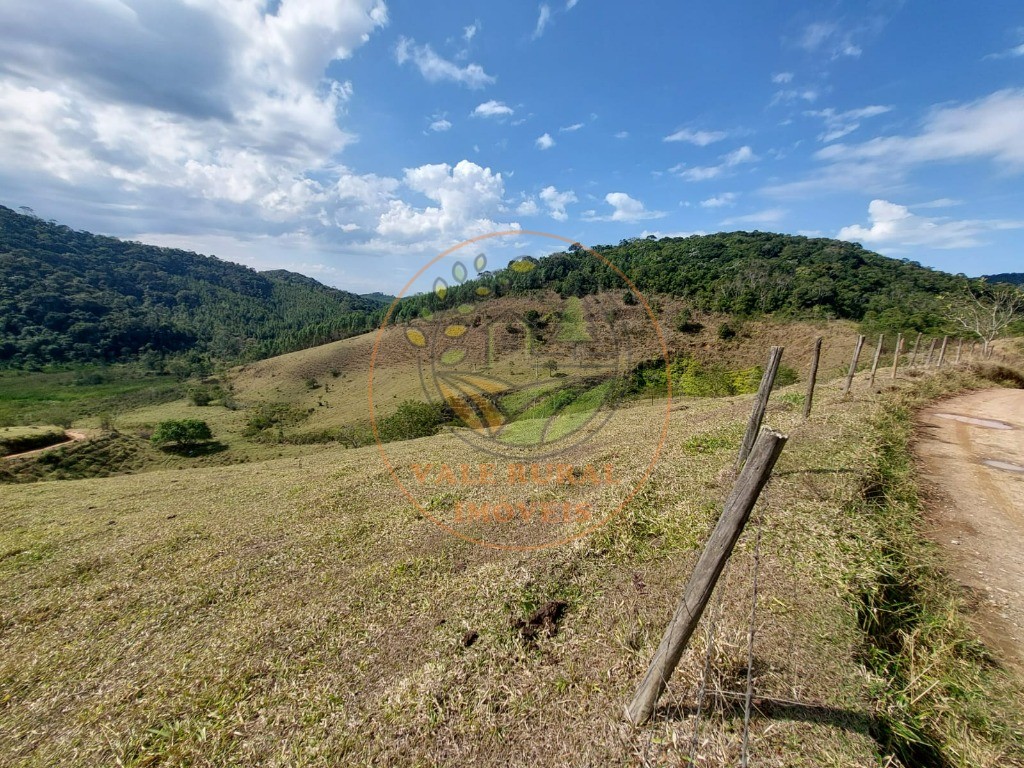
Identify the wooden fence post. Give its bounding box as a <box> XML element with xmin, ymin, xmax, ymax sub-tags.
<box><xmin>803</xmin><ymin>337</ymin><xmax>822</xmax><ymax>420</ymax></box>
<box><xmin>909</xmin><ymin>333</ymin><xmax>922</xmax><ymax>367</ymax></box>
<box><xmin>955</xmin><ymin>338</ymin><xmax>963</xmax><ymax>364</ymax></box>
<box><xmin>868</xmin><ymin>334</ymin><xmax>884</xmax><ymax>388</ymax></box>
<box><xmin>925</xmin><ymin>338</ymin><xmax>937</xmax><ymax>367</ymax></box>
<box><xmin>625</xmin><ymin>428</ymin><xmax>789</xmax><ymax>725</ymax></box>
<box><xmin>843</xmin><ymin>335</ymin><xmax>866</xmax><ymax>395</ymax></box>
<box><xmin>736</xmin><ymin>346</ymin><xmax>784</xmax><ymax>470</ymax></box>
<box><xmin>891</xmin><ymin>333</ymin><xmax>903</xmax><ymax>380</ymax></box>
<box><xmin>937</xmin><ymin>336</ymin><xmax>949</xmax><ymax>368</ymax></box>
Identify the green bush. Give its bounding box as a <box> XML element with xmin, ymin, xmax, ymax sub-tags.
<box><xmin>186</xmin><ymin>385</ymin><xmax>224</xmax><ymax>406</ymax></box>
<box><xmin>377</xmin><ymin>400</ymin><xmax>447</xmax><ymax>443</ymax></box>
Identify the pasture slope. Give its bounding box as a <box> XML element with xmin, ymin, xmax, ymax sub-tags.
<box><xmin>1</xmin><ymin>333</ymin><xmax>1023</xmax><ymax>766</ymax></box>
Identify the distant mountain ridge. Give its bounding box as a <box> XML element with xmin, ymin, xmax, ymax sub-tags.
<box><xmin>0</xmin><ymin>205</ymin><xmax>382</xmax><ymax>368</ymax></box>
<box><xmin>360</xmin><ymin>292</ymin><xmax>398</xmax><ymax>305</ymax></box>
<box><xmin>2</xmin><ymin>205</ymin><xmax>1011</xmax><ymax>370</ymax></box>
<box><xmin>987</xmin><ymin>273</ymin><xmax>1024</xmax><ymax>286</ymax></box>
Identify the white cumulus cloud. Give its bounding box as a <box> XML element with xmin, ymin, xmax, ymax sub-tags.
<box><xmin>0</xmin><ymin>0</ymin><xmax>389</xmax><ymax>232</ymax></box>
<box><xmin>700</xmin><ymin>193</ymin><xmax>737</xmax><ymax>208</ymax></box>
<box><xmin>539</xmin><ymin>186</ymin><xmax>577</xmax><ymax>221</ymax></box>
<box><xmin>471</xmin><ymin>100</ymin><xmax>514</xmax><ymax>118</ymax></box>
<box><xmin>376</xmin><ymin>160</ymin><xmax>520</xmax><ymax>241</ymax></box>
<box><xmin>535</xmin><ymin>132</ymin><xmax>555</xmax><ymax>150</ymax></box>
<box><xmin>837</xmin><ymin>199</ymin><xmax>1024</xmax><ymax>249</ymax></box>
<box><xmin>585</xmin><ymin>192</ymin><xmax>665</xmax><ymax>222</ymax></box>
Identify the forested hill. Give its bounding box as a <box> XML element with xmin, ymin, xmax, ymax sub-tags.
<box><xmin>395</xmin><ymin>231</ymin><xmax>971</xmax><ymax>334</ymax></box>
<box><xmin>0</xmin><ymin>205</ymin><xmax>382</xmax><ymax>368</ymax></box>
<box><xmin>988</xmin><ymin>273</ymin><xmax>1024</xmax><ymax>286</ymax></box>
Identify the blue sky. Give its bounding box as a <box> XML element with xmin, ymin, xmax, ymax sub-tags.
<box><xmin>0</xmin><ymin>0</ymin><xmax>1022</xmax><ymax>293</ymax></box>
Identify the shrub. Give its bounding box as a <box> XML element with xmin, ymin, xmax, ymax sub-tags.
<box><xmin>675</xmin><ymin>310</ymin><xmax>703</xmax><ymax>334</ymax></box>
<box><xmin>377</xmin><ymin>400</ymin><xmax>447</xmax><ymax>443</ymax></box>
<box><xmin>187</xmin><ymin>387</ymin><xmax>213</xmax><ymax>406</ymax></box>
<box><xmin>244</xmin><ymin>403</ymin><xmax>308</xmax><ymax>435</ymax></box>
<box><xmin>717</xmin><ymin>322</ymin><xmax>737</xmax><ymax>340</ymax></box>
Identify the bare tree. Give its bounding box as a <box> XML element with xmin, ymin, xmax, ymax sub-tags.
<box><xmin>947</xmin><ymin>280</ymin><xmax>1024</xmax><ymax>355</ymax></box>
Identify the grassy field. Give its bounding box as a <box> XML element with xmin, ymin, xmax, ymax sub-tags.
<box><xmin>3</xmin><ymin>352</ymin><xmax>1022</xmax><ymax>766</ymax></box>
<box><xmin>2</xmin><ymin>309</ymin><xmax>1022</xmax><ymax>765</ymax></box>
<box><xmin>0</xmin><ymin>367</ymin><xmax>181</xmax><ymax>427</ymax></box>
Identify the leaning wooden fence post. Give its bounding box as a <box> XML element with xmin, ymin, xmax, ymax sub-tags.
<box><xmin>890</xmin><ymin>333</ymin><xmax>903</xmax><ymax>380</ymax></box>
<box><xmin>843</xmin><ymin>335</ymin><xmax>866</xmax><ymax>395</ymax></box>
<box><xmin>955</xmin><ymin>338</ymin><xmax>963</xmax><ymax>364</ymax></box>
<box><xmin>909</xmin><ymin>332</ymin><xmax>922</xmax><ymax>367</ymax></box>
<box><xmin>803</xmin><ymin>337</ymin><xmax>822</xmax><ymax>420</ymax></box>
<box><xmin>937</xmin><ymin>335</ymin><xmax>949</xmax><ymax>368</ymax></box>
<box><xmin>736</xmin><ymin>346</ymin><xmax>783</xmax><ymax>470</ymax></box>
<box><xmin>925</xmin><ymin>338</ymin><xmax>937</xmax><ymax>367</ymax></box>
<box><xmin>868</xmin><ymin>334</ymin><xmax>884</xmax><ymax>388</ymax></box>
<box><xmin>625</xmin><ymin>428</ymin><xmax>789</xmax><ymax>726</ymax></box>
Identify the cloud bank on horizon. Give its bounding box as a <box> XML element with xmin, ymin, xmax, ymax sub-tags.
<box><xmin>0</xmin><ymin>0</ymin><xmax>1022</xmax><ymax>291</ymax></box>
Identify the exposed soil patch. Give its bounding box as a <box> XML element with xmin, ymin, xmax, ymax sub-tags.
<box><xmin>512</xmin><ymin>600</ymin><xmax>568</xmax><ymax>644</ymax></box>
<box><xmin>916</xmin><ymin>388</ymin><xmax>1024</xmax><ymax>671</ymax></box>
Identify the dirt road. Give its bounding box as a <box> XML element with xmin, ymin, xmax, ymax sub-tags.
<box><xmin>1</xmin><ymin>429</ymin><xmax>88</xmax><ymax>460</ymax></box>
<box><xmin>916</xmin><ymin>388</ymin><xmax>1024</xmax><ymax>671</ymax></box>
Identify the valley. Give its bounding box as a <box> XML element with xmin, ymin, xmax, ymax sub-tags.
<box><xmin>1</xmin><ymin>211</ymin><xmax>1023</xmax><ymax>766</ymax></box>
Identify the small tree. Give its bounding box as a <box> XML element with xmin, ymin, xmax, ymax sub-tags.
<box><xmin>151</xmin><ymin>419</ymin><xmax>213</xmax><ymax>450</ymax></box>
<box><xmin>947</xmin><ymin>280</ymin><xmax>1024</xmax><ymax>355</ymax></box>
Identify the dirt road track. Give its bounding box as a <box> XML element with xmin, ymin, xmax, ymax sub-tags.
<box><xmin>1</xmin><ymin>429</ymin><xmax>88</xmax><ymax>461</ymax></box>
<box><xmin>916</xmin><ymin>388</ymin><xmax>1024</xmax><ymax>671</ymax></box>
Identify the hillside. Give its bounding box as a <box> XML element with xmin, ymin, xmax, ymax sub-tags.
<box><xmin>0</xmin><ymin>206</ymin><xmax>382</xmax><ymax>368</ymax></box>
<box><xmin>3</xmin><ymin>362</ymin><xmax>1023</xmax><ymax>766</ymax></box>
<box><xmin>394</xmin><ymin>232</ymin><xmax>971</xmax><ymax>335</ymax></box>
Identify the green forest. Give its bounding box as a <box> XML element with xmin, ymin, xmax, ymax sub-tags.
<box><xmin>2</xmin><ymin>205</ymin><xmax>1017</xmax><ymax>370</ymax></box>
<box><xmin>393</xmin><ymin>232</ymin><xmax>985</xmax><ymax>334</ymax></box>
<box><xmin>0</xmin><ymin>205</ymin><xmax>383</xmax><ymax>368</ymax></box>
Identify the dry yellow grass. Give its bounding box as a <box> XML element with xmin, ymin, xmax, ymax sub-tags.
<box><xmin>2</xmin><ymin>363</ymin><xmax>911</xmax><ymax>767</ymax></box>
